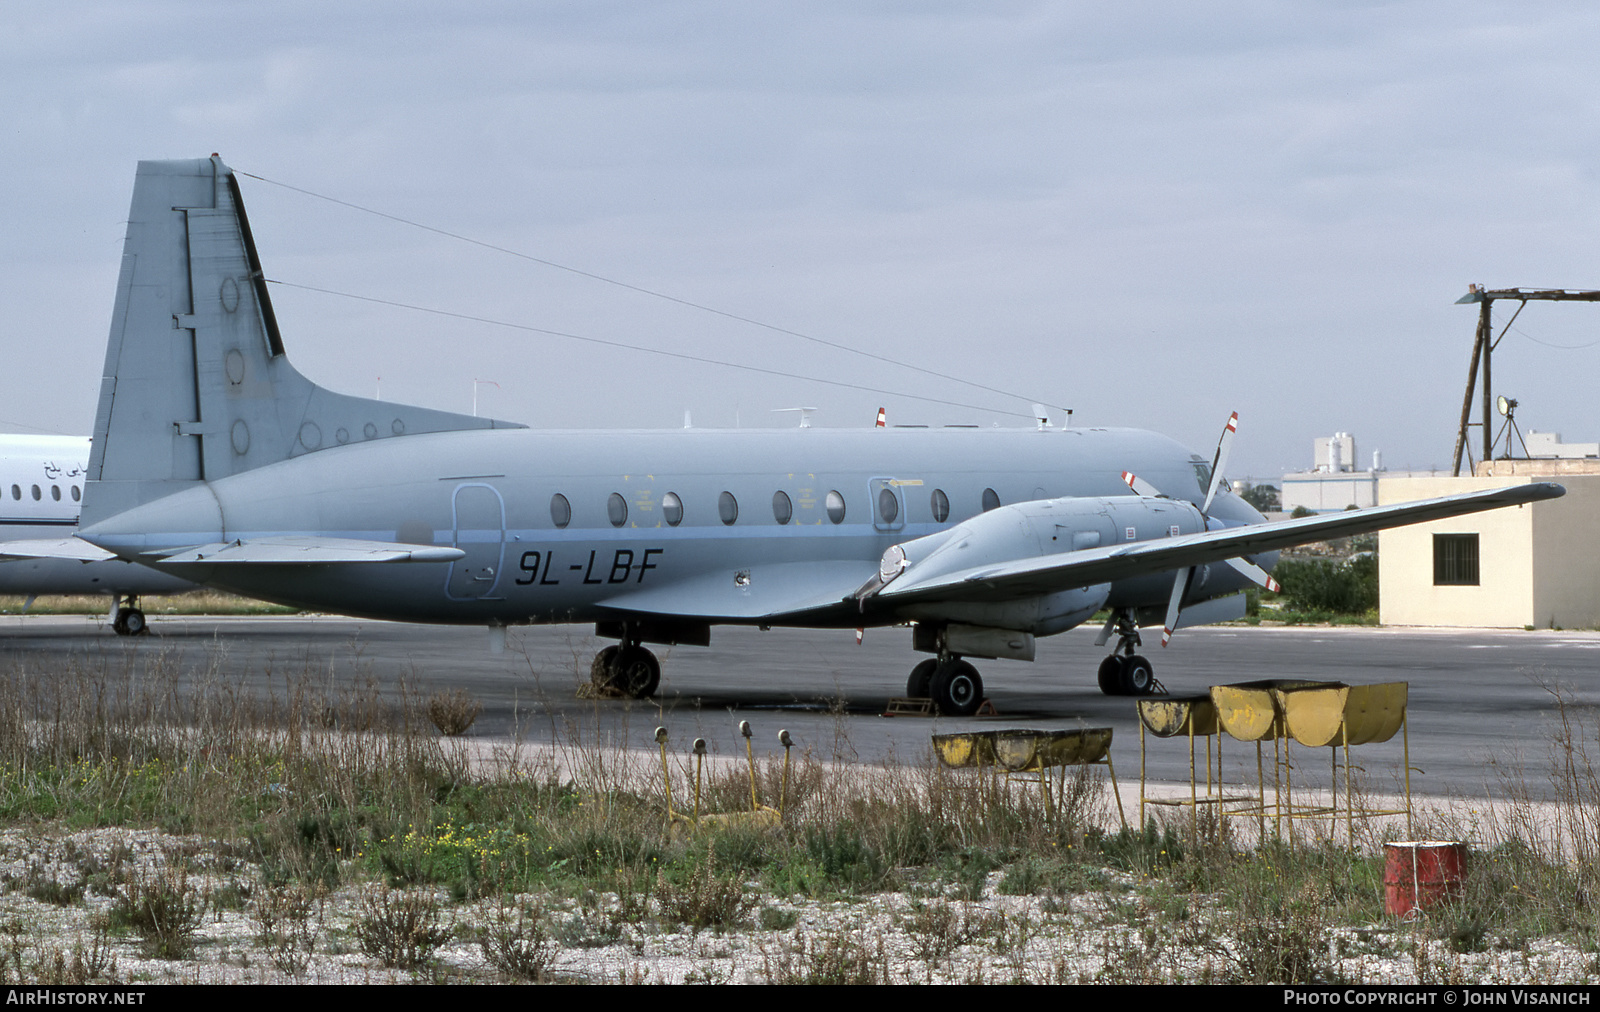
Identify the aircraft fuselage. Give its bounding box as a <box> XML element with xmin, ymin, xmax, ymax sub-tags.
<box><xmin>84</xmin><ymin>423</ymin><xmax>1266</xmax><ymax>627</ymax></box>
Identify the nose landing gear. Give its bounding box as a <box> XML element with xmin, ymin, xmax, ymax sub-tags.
<box><xmin>1095</xmin><ymin>610</ymin><xmax>1161</xmax><ymax>697</ymax></box>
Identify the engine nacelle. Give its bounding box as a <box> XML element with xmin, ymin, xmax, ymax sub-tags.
<box><xmin>880</xmin><ymin>494</ymin><xmax>1207</xmax><ymax>636</ymax></box>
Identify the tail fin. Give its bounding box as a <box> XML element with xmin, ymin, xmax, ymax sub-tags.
<box><xmin>84</xmin><ymin>156</ymin><xmax>522</xmax><ymax>527</ymax></box>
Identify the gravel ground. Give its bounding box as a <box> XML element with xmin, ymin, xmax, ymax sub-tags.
<box><xmin>0</xmin><ymin>822</ymin><xmax>1594</xmax><ymax>986</ymax></box>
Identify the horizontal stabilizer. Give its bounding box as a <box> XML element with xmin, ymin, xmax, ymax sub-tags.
<box><xmin>877</xmin><ymin>482</ymin><xmax>1565</xmax><ymax>606</ymax></box>
<box><xmin>0</xmin><ymin>538</ymin><xmax>117</xmax><ymax>563</ymax></box>
<box><xmin>151</xmin><ymin>536</ymin><xmax>465</xmax><ymax>565</ymax></box>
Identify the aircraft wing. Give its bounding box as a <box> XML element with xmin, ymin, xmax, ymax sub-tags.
<box><xmin>597</xmin><ymin>560</ymin><xmax>875</xmax><ymax>622</ymax></box>
<box><xmin>149</xmin><ymin>537</ymin><xmax>466</xmax><ymax>565</ymax></box>
<box><xmin>873</xmin><ymin>482</ymin><xmax>1564</xmax><ymax>606</ymax></box>
<box><xmin>0</xmin><ymin>538</ymin><xmax>118</xmax><ymax>563</ymax></box>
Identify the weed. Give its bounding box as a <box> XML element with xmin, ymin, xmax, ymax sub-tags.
<box><xmin>354</xmin><ymin>886</ymin><xmax>454</xmax><ymax>969</ymax></box>
<box><xmin>761</xmin><ymin>926</ymin><xmax>887</xmax><ymax>984</ymax></box>
<box><xmin>109</xmin><ymin>865</ymin><xmax>206</xmax><ymax>960</ymax></box>
<box><xmin>655</xmin><ymin>847</ymin><xmax>754</xmax><ymax>933</ymax></box>
<box><xmin>426</xmin><ymin>689</ymin><xmax>482</xmax><ymax>737</ymax></box>
<box><xmin>477</xmin><ymin>900</ymin><xmax>558</xmax><ymax>982</ymax></box>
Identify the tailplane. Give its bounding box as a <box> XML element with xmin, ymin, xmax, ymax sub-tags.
<box><xmin>84</xmin><ymin>156</ymin><xmax>523</xmax><ymax>527</ymax></box>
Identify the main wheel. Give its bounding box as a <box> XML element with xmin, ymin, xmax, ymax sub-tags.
<box><xmin>590</xmin><ymin>645</ymin><xmax>619</xmax><ymax>687</ymax></box>
<box><xmin>906</xmin><ymin>658</ymin><xmax>938</xmax><ymax>698</ymax></box>
<box><xmin>930</xmin><ymin>659</ymin><xmax>983</xmax><ymax>717</ymax></box>
<box><xmin>608</xmin><ymin>645</ymin><xmax>661</xmax><ymax>698</ymax></box>
<box><xmin>1097</xmin><ymin>655</ymin><xmax>1125</xmax><ymax>696</ymax></box>
<box><xmin>122</xmin><ymin>608</ymin><xmax>147</xmax><ymax>636</ymax></box>
<box><xmin>1121</xmin><ymin>654</ymin><xmax>1155</xmax><ymax>696</ymax></box>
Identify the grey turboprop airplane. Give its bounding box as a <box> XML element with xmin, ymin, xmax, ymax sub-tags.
<box><xmin>68</xmin><ymin>157</ymin><xmax>1562</xmax><ymax>713</ymax></box>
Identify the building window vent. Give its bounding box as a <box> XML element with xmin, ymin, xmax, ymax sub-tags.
<box><xmin>1433</xmin><ymin>533</ymin><xmax>1480</xmax><ymax>586</ymax></box>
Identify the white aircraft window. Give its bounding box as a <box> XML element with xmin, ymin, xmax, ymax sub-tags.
<box><xmin>550</xmin><ymin>493</ymin><xmax>571</xmax><ymax>529</ymax></box>
<box><xmin>608</xmin><ymin>492</ymin><xmax>628</xmax><ymax>528</ymax></box>
<box><xmin>663</xmin><ymin>491</ymin><xmax>683</xmax><ymax>527</ymax></box>
<box><xmin>31</xmin><ymin>485</ymin><xmax>40</xmax><ymax>501</ymax></box>
<box><xmin>718</xmin><ymin>491</ymin><xmax>739</xmax><ymax>526</ymax></box>
<box><xmin>71</xmin><ymin>486</ymin><xmax>80</xmax><ymax>502</ymax></box>
<box><xmin>931</xmin><ymin>488</ymin><xmax>950</xmax><ymax>523</ymax></box>
<box><xmin>825</xmin><ymin>490</ymin><xmax>846</xmax><ymax>524</ymax></box>
<box><xmin>772</xmin><ymin>490</ymin><xmax>792</xmax><ymax>525</ymax></box>
<box><xmin>877</xmin><ymin>487</ymin><xmax>899</xmax><ymax>524</ymax></box>
<box><xmin>982</xmin><ymin>487</ymin><xmax>1000</xmax><ymax>512</ymax></box>
<box><xmin>51</xmin><ymin>485</ymin><xmax>60</xmax><ymax>502</ymax></box>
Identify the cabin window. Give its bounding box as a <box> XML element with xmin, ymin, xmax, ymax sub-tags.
<box><xmin>825</xmin><ymin>490</ymin><xmax>846</xmax><ymax>524</ymax></box>
<box><xmin>931</xmin><ymin>488</ymin><xmax>950</xmax><ymax>523</ymax></box>
<box><xmin>663</xmin><ymin>491</ymin><xmax>683</xmax><ymax>527</ymax></box>
<box><xmin>71</xmin><ymin>486</ymin><xmax>80</xmax><ymax>502</ymax></box>
<box><xmin>9</xmin><ymin>485</ymin><xmax>17</xmax><ymax>500</ymax></box>
<box><xmin>982</xmin><ymin>487</ymin><xmax>1000</xmax><ymax>512</ymax></box>
<box><xmin>550</xmin><ymin>493</ymin><xmax>571</xmax><ymax>529</ymax></box>
<box><xmin>50</xmin><ymin>486</ymin><xmax>60</xmax><ymax>502</ymax></box>
<box><xmin>608</xmin><ymin>492</ymin><xmax>628</xmax><ymax>528</ymax></box>
<box><xmin>30</xmin><ymin>485</ymin><xmax>40</xmax><ymax>502</ymax></box>
<box><xmin>718</xmin><ymin>491</ymin><xmax>739</xmax><ymax>526</ymax></box>
<box><xmin>1433</xmin><ymin>533</ymin><xmax>1479</xmax><ymax>586</ymax></box>
<box><xmin>772</xmin><ymin>490</ymin><xmax>792</xmax><ymax>525</ymax></box>
<box><xmin>877</xmin><ymin>487</ymin><xmax>899</xmax><ymax>525</ymax></box>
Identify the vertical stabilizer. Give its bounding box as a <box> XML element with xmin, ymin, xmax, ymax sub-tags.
<box><xmin>84</xmin><ymin>156</ymin><xmax>522</xmax><ymax>527</ymax></box>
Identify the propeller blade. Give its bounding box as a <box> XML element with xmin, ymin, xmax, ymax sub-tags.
<box><xmin>1225</xmin><ymin>556</ymin><xmax>1280</xmax><ymax>593</ymax></box>
<box><xmin>1121</xmin><ymin>470</ymin><xmax>1163</xmax><ymax>498</ymax></box>
<box><xmin>1201</xmin><ymin>411</ymin><xmax>1238</xmax><ymax>514</ymax></box>
<box><xmin>1161</xmin><ymin>567</ymin><xmax>1189</xmax><ymax>647</ymax></box>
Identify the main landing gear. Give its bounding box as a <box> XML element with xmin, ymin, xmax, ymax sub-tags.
<box><xmin>590</xmin><ymin>640</ymin><xmax>661</xmax><ymax>698</ymax></box>
<box><xmin>1096</xmin><ymin>609</ymin><xmax>1159</xmax><ymax>697</ymax></box>
<box><xmin>906</xmin><ymin>655</ymin><xmax>985</xmax><ymax>717</ymax></box>
<box><xmin>110</xmin><ymin>595</ymin><xmax>147</xmax><ymax>637</ymax></box>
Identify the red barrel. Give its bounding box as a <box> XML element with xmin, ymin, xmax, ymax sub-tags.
<box><xmin>1383</xmin><ymin>841</ymin><xmax>1467</xmax><ymax>916</ymax></box>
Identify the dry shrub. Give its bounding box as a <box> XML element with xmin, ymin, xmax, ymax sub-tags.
<box><xmin>355</xmin><ymin>886</ymin><xmax>454</xmax><ymax>969</ymax></box>
<box><xmin>477</xmin><ymin>900</ymin><xmax>558</xmax><ymax>982</ymax></box>
<box><xmin>427</xmin><ymin>688</ymin><xmax>482</xmax><ymax>737</ymax></box>
<box><xmin>110</xmin><ymin>865</ymin><xmax>207</xmax><ymax>960</ymax></box>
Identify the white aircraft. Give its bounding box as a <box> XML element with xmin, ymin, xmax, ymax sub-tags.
<box><xmin>65</xmin><ymin>157</ymin><xmax>1561</xmax><ymax>710</ymax></box>
<box><xmin>0</xmin><ymin>434</ymin><xmax>191</xmax><ymax>633</ymax></box>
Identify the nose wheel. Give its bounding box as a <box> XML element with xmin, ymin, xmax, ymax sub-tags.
<box><xmin>1096</xmin><ymin>610</ymin><xmax>1161</xmax><ymax>696</ymax></box>
<box><xmin>1097</xmin><ymin>653</ymin><xmax>1157</xmax><ymax>696</ymax></box>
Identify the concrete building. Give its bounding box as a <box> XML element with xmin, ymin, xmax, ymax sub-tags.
<box><xmin>1378</xmin><ymin>463</ymin><xmax>1600</xmax><ymax>629</ymax></box>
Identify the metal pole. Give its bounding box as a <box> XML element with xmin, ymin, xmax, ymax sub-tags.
<box><xmin>1481</xmin><ymin>298</ymin><xmax>1494</xmax><ymax>468</ymax></box>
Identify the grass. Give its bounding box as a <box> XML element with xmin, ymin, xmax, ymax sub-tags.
<box><xmin>0</xmin><ymin>592</ymin><xmax>298</xmax><ymax>617</ymax></box>
<box><xmin>0</xmin><ymin>644</ymin><xmax>1596</xmax><ymax>981</ymax></box>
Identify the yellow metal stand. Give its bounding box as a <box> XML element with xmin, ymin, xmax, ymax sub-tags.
<box><xmin>932</xmin><ymin>728</ymin><xmax>1127</xmax><ymax>830</ymax></box>
<box><xmin>1208</xmin><ymin>680</ymin><xmax>1412</xmax><ymax>846</ymax></box>
<box><xmin>1137</xmin><ymin>695</ymin><xmax>1252</xmax><ymax>837</ymax></box>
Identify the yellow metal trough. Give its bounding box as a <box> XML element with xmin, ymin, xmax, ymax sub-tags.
<box><xmin>1276</xmin><ymin>682</ymin><xmax>1408</xmax><ymax>748</ymax></box>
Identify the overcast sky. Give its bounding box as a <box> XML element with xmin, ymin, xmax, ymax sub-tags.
<box><xmin>2</xmin><ymin>1</ymin><xmax>1597</xmax><ymax>481</ymax></box>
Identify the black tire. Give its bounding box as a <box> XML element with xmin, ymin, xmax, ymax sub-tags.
<box><xmin>609</xmin><ymin>645</ymin><xmax>660</xmax><ymax>698</ymax></box>
<box><xmin>1097</xmin><ymin>655</ymin><xmax>1125</xmax><ymax>696</ymax></box>
<box><xmin>906</xmin><ymin>658</ymin><xmax>938</xmax><ymax>698</ymax></box>
<box><xmin>1122</xmin><ymin>654</ymin><xmax>1155</xmax><ymax>696</ymax></box>
<box><xmin>112</xmin><ymin>607</ymin><xmax>130</xmax><ymax>636</ymax></box>
<box><xmin>930</xmin><ymin>659</ymin><xmax>983</xmax><ymax>717</ymax></box>
<box><xmin>123</xmin><ymin>609</ymin><xmax>147</xmax><ymax>636</ymax></box>
<box><xmin>590</xmin><ymin>645</ymin><xmax>619</xmax><ymax>686</ymax></box>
